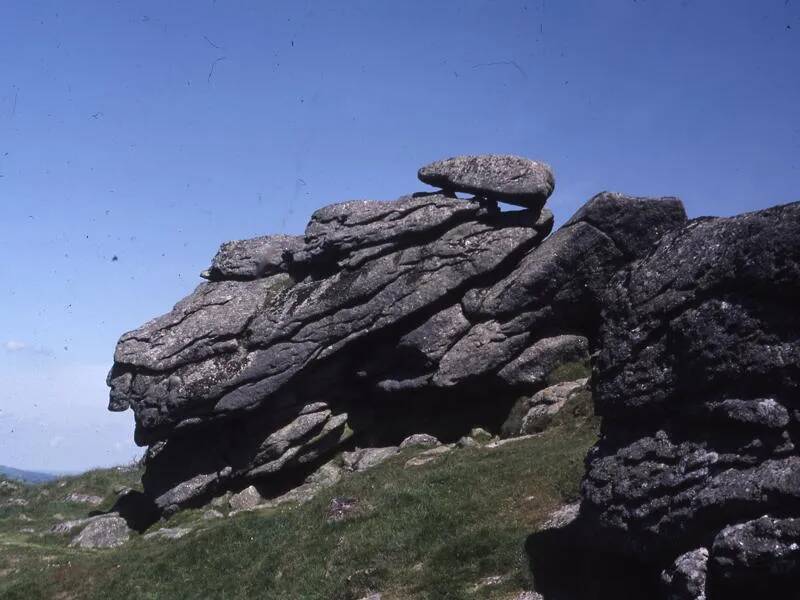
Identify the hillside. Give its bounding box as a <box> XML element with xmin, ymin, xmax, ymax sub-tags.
<box><xmin>0</xmin><ymin>466</ymin><xmax>59</xmax><ymax>485</ymax></box>
<box><xmin>1</xmin><ymin>405</ymin><xmax>599</xmax><ymax>599</ymax></box>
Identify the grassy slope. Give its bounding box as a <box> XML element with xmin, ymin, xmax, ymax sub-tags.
<box><xmin>0</xmin><ymin>406</ymin><xmax>597</xmax><ymax>600</ymax></box>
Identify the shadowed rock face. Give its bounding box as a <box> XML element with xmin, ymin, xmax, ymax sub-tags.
<box><xmin>581</xmin><ymin>201</ymin><xmax>800</xmax><ymax>598</ymax></box>
<box><xmin>711</xmin><ymin>516</ymin><xmax>800</xmax><ymax>590</ymax></box>
<box><xmin>107</xmin><ymin>155</ymin><xmax>690</xmax><ymax>520</ymax></box>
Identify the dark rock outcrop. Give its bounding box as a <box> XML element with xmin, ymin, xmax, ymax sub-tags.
<box><xmin>581</xmin><ymin>201</ymin><xmax>800</xmax><ymax>597</ymax></box>
<box><xmin>710</xmin><ymin>516</ymin><xmax>800</xmax><ymax>592</ymax></box>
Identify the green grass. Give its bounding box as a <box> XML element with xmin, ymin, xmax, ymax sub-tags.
<box><xmin>546</xmin><ymin>360</ymin><xmax>591</xmax><ymax>386</ymax></box>
<box><xmin>0</xmin><ymin>414</ymin><xmax>598</xmax><ymax>600</ymax></box>
<box><xmin>0</xmin><ymin>464</ymin><xmax>143</xmax><ymax>538</ymax></box>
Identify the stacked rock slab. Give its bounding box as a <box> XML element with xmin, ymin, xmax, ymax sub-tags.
<box><xmin>417</xmin><ymin>154</ymin><xmax>554</xmax><ymax>209</ymax></box>
<box><xmin>581</xmin><ymin>202</ymin><xmax>800</xmax><ymax>598</ymax></box>
<box><xmin>107</xmin><ymin>154</ymin><xmax>686</xmax><ymax>517</ymax></box>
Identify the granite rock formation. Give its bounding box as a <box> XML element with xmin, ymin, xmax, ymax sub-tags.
<box><xmin>107</xmin><ymin>153</ymin><xmax>800</xmax><ymax>595</ymax></box>
<box><xmin>108</xmin><ymin>155</ymin><xmax>687</xmax><ymax>519</ymax></box>
<box><xmin>581</xmin><ymin>201</ymin><xmax>800</xmax><ymax>598</ymax></box>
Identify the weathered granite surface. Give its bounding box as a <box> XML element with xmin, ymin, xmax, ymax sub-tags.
<box><xmin>581</xmin><ymin>201</ymin><xmax>800</xmax><ymax>598</ymax></box>
<box><xmin>417</xmin><ymin>154</ymin><xmax>554</xmax><ymax>209</ymax></box>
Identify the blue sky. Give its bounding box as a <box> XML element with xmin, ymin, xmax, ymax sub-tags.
<box><xmin>1</xmin><ymin>0</ymin><xmax>798</xmax><ymax>471</ymax></box>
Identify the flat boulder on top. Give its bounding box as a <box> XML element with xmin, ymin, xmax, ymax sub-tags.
<box><xmin>418</xmin><ymin>154</ymin><xmax>555</xmax><ymax>209</ymax></box>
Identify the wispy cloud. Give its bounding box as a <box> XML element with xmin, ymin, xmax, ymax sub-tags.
<box><xmin>4</xmin><ymin>340</ymin><xmax>27</xmax><ymax>352</ymax></box>
<box><xmin>3</xmin><ymin>339</ymin><xmax>53</xmax><ymax>355</ymax></box>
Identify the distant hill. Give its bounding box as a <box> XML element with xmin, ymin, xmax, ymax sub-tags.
<box><xmin>0</xmin><ymin>464</ymin><xmax>59</xmax><ymax>483</ymax></box>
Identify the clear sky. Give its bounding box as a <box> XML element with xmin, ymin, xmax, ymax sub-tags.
<box><xmin>1</xmin><ymin>0</ymin><xmax>798</xmax><ymax>472</ymax></box>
